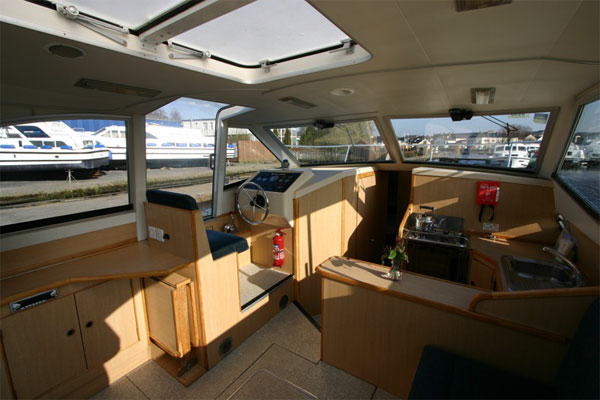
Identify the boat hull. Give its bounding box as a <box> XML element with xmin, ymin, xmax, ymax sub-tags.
<box><xmin>0</xmin><ymin>149</ymin><xmax>110</xmax><ymax>172</ymax></box>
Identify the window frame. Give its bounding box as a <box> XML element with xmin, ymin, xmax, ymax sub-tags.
<box><xmin>265</xmin><ymin>118</ymin><xmax>393</xmax><ymax>167</ymax></box>
<box><xmin>552</xmin><ymin>100</ymin><xmax>600</xmax><ymax>220</ymax></box>
<box><xmin>386</xmin><ymin>108</ymin><xmax>558</xmax><ymax>176</ymax></box>
<box><xmin>0</xmin><ymin>115</ymin><xmax>133</xmax><ymax>235</ymax></box>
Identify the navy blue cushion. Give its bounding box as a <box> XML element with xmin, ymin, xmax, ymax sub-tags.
<box><xmin>206</xmin><ymin>229</ymin><xmax>249</xmax><ymax>260</ymax></box>
<box><xmin>146</xmin><ymin>189</ymin><xmax>199</xmax><ymax>211</ymax></box>
<box><xmin>555</xmin><ymin>298</ymin><xmax>599</xmax><ymax>399</ymax></box>
<box><xmin>409</xmin><ymin>346</ymin><xmax>553</xmax><ymax>399</ymax></box>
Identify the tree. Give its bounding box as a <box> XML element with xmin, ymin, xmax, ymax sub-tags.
<box><xmin>169</xmin><ymin>110</ymin><xmax>182</xmax><ymax>122</ymax></box>
<box><xmin>283</xmin><ymin>128</ymin><xmax>291</xmax><ymax>145</ymax></box>
<box><xmin>147</xmin><ymin>108</ymin><xmax>168</xmax><ymax>120</ymax></box>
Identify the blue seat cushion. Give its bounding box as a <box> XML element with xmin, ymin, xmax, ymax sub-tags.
<box><xmin>409</xmin><ymin>346</ymin><xmax>553</xmax><ymax>399</ymax></box>
<box><xmin>206</xmin><ymin>230</ymin><xmax>249</xmax><ymax>260</ymax></box>
<box><xmin>146</xmin><ymin>189</ymin><xmax>199</xmax><ymax>211</ymax></box>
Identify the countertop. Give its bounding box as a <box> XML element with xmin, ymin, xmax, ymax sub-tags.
<box><xmin>0</xmin><ymin>241</ymin><xmax>192</xmax><ymax>306</ymax></box>
<box><xmin>470</xmin><ymin>236</ymin><xmax>555</xmax><ymax>266</ymax></box>
<box><xmin>318</xmin><ymin>256</ymin><xmax>486</xmax><ymax>311</ymax></box>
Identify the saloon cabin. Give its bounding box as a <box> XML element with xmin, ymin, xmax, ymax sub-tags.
<box><xmin>0</xmin><ymin>0</ymin><xmax>598</xmax><ymax>398</ymax></box>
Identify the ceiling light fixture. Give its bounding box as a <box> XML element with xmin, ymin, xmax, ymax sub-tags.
<box><xmin>471</xmin><ymin>87</ymin><xmax>496</xmax><ymax>104</ymax></box>
<box><xmin>329</xmin><ymin>88</ymin><xmax>355</xmax><ymax>96</ymax></box>
<box><xmin>278</xmin><ymin>97</ymin><xmax>317</xmax><ymax>109</ymax></box>
<box><xmin>45</xmin><ymin>43</ymin><xmax>86</xmax><ymax>58</ymax></box>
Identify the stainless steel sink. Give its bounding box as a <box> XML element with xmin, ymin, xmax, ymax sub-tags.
<box><xmin>500</xmin><ymin>255</ymin><xmax>584</xmax><ymax>291</ymax></box>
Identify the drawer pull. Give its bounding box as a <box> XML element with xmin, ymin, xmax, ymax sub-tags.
<box><xmin>66</xmin><ymin>329</ymin><xmax>75</xmax><ymax>336</ymax></box>
<box><xmin>85</xmin><ymin>321</ymin><xmax>94</xmax><ymax>328</ymax></box>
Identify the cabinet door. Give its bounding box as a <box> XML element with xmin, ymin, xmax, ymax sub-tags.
<box><xmin>469</xmin><ymin>257</ymin><xmax>495</xmax><ymax>290</ymax></box>
<box><xmin>75</xmin><ymin>280</ymin><xmax>140</xmax><ymax>368</ymax></box>
<box><xmin>1</xmin><ymin>295</ymin><xmax>86</xmax><ymax>399</ymax></box>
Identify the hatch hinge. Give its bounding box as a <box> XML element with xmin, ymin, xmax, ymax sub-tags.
<box><xmin>259</xmin><ymin>60</ymin><xmax>277</xmax><ymax>73</ymax></box>
<box><xmin>56</xmin><ymin>4</ymin><xmax>128</xmax><ymax>47</ymax></box>
<box><xmin>330</xmin><ymin>38</ymin><xmax>355</xmax><ymax>55</ymax></box>
<box><xmin>167</xmin><ymin>42</ymin><xmax>210</xmax><ymax>60</ymax></box>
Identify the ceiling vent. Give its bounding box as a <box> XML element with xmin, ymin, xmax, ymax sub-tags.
<box><xmin>278</xmin><ymin>97</ymin><xmax>317</xmax><ymax>109</ymax></box>
<box><xmin>74</xmin><ymin>78</ymin><xmax>161</xmax><ymax>97</ymax></box>
<box><xmin>45</xmin><ymin>43</ymin><xmax>86</xmax><ymax>58</ymax></box>
<box><xmin>455</xmin><ymin>0</ymin><xmax>512</xmax><ymax>12</ymax></box>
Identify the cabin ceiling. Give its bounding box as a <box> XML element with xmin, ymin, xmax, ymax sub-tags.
<box><xmin>1</xmin><ymin>0</ymin><xmax>598</xmax><ymax>125</ymax></box>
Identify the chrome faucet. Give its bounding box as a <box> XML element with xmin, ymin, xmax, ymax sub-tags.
<box><xmin>542</xmin><ymin>246</ymin><xmax>583</xmax><ymax>286</ymax></box>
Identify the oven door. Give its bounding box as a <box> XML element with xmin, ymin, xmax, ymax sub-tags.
<box><xmin>405</xmin><ymin>240</ymin><xmax>470</xmax><ymax>283</ymax></box>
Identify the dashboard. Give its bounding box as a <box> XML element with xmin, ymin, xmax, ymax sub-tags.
<box><xmin>245</xmin><ymin>169</ymin><xmax>314</xmax><ymax>226</ymax></box>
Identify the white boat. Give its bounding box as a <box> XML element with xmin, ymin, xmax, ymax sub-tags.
<box><xmin>90</xmin><ymin>125</ymin><xmax>237</xmax><ymax>167</ymax></box>
<box><xmin>0</xmin><ymin>123</ymin><xmax>110</xmax><ymax>172</ymax></box>
<box><xmin>489</xmin><ymin>143</ymin><xmax>533</xmax><ymax>168</ymax></box>
<box><xmin>564</xmin><ymin>143</ymin><xmax>588</xmax><ymax>167</ymax></box>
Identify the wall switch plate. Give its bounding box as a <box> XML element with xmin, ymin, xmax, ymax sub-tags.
<box><xmin>148</xmin><ymin>226</ymin><xmax>165</xmax><ymax>242</ymax></box>
<box><xmin>483</xmin><ymin>222</ymin><xmax>500</xmax><ymax>232</ymax></box>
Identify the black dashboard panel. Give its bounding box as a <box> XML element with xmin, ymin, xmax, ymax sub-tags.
<box><xmin>251</xmin><ymin>171</ymin><xmax>302</xmax><ymax>192</ymax></box>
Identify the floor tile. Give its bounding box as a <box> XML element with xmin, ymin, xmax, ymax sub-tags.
<box><xmin>220</xmin><ymin>344</ymin><xmax>375</xmax><ymax>400</ymax></box>
<box><xmin>90</xmin><ymin>376</ymin><xmax>148</xmax><ymax>399</ymax></box>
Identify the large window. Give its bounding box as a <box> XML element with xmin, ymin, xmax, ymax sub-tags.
<box><xmin>145</xmin><ymin>98</ymin><xmax>225</xmax><ymax>218</ymax></box>
<box><xmin>391</xmin><ymin>112</ymin><xmax>551</xmax><ymax>171</ymax></box>
<box><xmin>555</xmin><ymin>99</ymin><xmax>600</xmax><ymax>217</ymax></box>
<box><xmin>272</xmin><ymin>120</ymin><xmax>389</xmax><ymax>165</ymax></box>
<box><xmin>0</xmin><ymin>118</ymin><xmax>131</xmax><ymax>233</ymax></box>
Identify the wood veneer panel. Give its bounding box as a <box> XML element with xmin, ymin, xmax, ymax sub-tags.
<box><xmin>412</xmin><ymin>175</ymin><xmax>558</xmax><ymax>242</ymax></box>
<box><xmin>570</xmin><ymin>223</ymin><xmax>600</xmax><ymax>285</ymax></box>
<box><xmin>321</xmin><ymin>278</ymin><xmax>567</xmax><ymax>398</ymax></box>
<box><xmin>296</xmin><ymin>181</ymin><xmax>342</xmax><ymax>315</ymax></box>
<box><xmin>0</xmin><ymin>223</ymin><xmax>136</xmax><ymax>278</ymax></box>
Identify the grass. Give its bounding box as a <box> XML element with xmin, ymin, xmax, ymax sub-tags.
<box><xmin>0</xmin><ymin>165</ymin><xmax>268</xmax><ymax>207</ymax></box>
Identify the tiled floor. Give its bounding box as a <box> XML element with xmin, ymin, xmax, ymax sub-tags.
<box><xmin>91</xmin><ymin>304</ymin><xmax>398</xmax><ymax>399</ymax></box>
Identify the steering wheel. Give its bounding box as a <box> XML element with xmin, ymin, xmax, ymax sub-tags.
<box><xmin>236</xmin><ymin>181</ymin><xmax>269</xmax><ymax>225</ymax></box>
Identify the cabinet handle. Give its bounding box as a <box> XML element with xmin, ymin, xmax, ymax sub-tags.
<box><xmin>85</xmin><ymin>321</ymin><xmax>94</xmax><ymax>328</ymax></box>
<box><xmin>66</xmin><ymin>329</ymin><xmax>75</xmax><ymax>336</ymax></box>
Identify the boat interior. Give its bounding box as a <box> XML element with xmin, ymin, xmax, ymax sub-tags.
<box><xmin>0</xmin><ymin>0</ymin><xmax>599</xmax><ymax>398</ymax></box>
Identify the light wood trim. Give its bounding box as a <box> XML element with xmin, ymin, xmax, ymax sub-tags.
<box><xmin>0</xmin><ymin>336</ymin><xmax>15</xmax><ymax>399</ymax></box>
<box><xmin>0</xmin><ymin>241</ymin><xmax>192</xmax><ymax>306</ymax></box>
<box><xmin>341</xmin><ymin>178</ymin><xmax>346</xmax><ymax>254</ymax></box>
<box><xmin>318</xmin><ymin>264</ymin><xmax>566</xmax><ymax>344</ymax></box>
<box><xmin>0</xmin><ymin>223</ymin><xmax>137</xmax><ymax>279</ymax></box>
<box><xmin>187</xmin><ymin>281</ymin><xmax>201</xmax><ymax>348</ymax></box>
<box><xmin>293</xmin><ymin>198</ymin><xmax>300</xmax><ymax>301</ymax></box>
<box><xmin>171</xmin><ymin>286</ymin><xmax>192</xmax><ymax>357</ymax></box>
<box><xmin>357</xmin><ymin>171</ymin><xmax>375</xmax><ymax>179</ymax></box>
<box><xmin>398</xmin><ymin>203</ymin><xmax>413</xmax><ymax>238</ymax></box>
<box><xmin>468</xmin><ymin>286</ymin><xmax>600</xmax><ymax>311</ymax></box>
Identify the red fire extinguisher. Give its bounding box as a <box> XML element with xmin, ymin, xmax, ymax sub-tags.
<box><xmin>273</xmin><ymin>229</ymin><xmax>286</xmax><ymax>267</ymax></box>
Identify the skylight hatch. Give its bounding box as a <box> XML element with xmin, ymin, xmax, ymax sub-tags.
<box><xmin>171</xmin><ymin>0</ymin><xmax>351</xmax><ymax>66</ymax></box>
<box><xmin>59</xmin><ymin>0</ymin><xmax>189</xmax><ymax>30</ymax></box>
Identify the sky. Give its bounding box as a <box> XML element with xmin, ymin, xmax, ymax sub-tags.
<box><xmin>158</xmin><ymin>98</ymin><xmax>228</xmax><ymax>120</ymax></box>
<box><xmin>390</xmin><ymin>113</ymin><xmax>550</xmax><ymax>136</ymax></box>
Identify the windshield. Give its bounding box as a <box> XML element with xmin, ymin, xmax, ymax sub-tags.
<box><xmin>271</xmin><ymin>120</ymin><xmax>389</xmax><ymax>165</ymax></box>
<box><xmin>391</xmin><ymin>112</ymin><xmax>550</xmax><ymax>171</ymax></box>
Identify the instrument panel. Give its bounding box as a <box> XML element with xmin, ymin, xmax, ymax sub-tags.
<box><xmin>250</xmin><ymin>171</ymin><xmax>302</xmax><ymax>193</ymax></box>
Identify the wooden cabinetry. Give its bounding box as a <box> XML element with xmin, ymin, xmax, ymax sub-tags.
<box><xmin>1</xmin><ymin>295</ymin><xmax>87</xmax><ymax>399</ymax></box>
<box><xmin>75</xmin><ymin>279</ymin><xmax>140</xmax><ymax>368</ymax></box>
<box><xmin>1</xmin><ymin>279</ymin><xmax>145</xmax><ymax>399</ymax></box>
<box><xmin>469</xmin><ymin>253</ymin><xmax>502</xmax><ymax>291</ymax></box>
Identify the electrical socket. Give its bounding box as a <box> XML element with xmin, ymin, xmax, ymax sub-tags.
<box><xmin>483</xmin><ymin>222</ymin><xmax>500</xmax><ymax>232</ymax></box>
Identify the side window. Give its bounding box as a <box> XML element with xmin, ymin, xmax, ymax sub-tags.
<box><xmin>0</xmin><ymin>119</ymin><xmax>131</xmax><ymax>233</ymax></box>
<box><xmin>555</xmin><ymin>99</ymin><xmax>599</xmax><ymax>216</ymax></box>
<box><xmin>146</xmin><ymin>98</ymin><xmax>224</xmax><ymax>218</ymax></box>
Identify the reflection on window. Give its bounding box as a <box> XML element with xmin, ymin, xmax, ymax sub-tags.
<box><xmin>391</xmin><ymin>113</ymin><xmax>550</xmax><ymax>171</ymax></box>
<box><xmin>556</xmin><ymin>99</ymin><xmax>600</xmax><ymax>216</ymax></box>
<box><xmin>0</xmin><ymin>119</ymin><xmax>130</xmax><ymax>233</ymax></box>
<box><xmin>146</xmin><ymin>98</ymin><xmax>226</xmax><ymax>218</ymax></box>
<box><xmin>226</xmin><ymin>128</ymin><xmax>280</xmax><ymax>186</ymax></box>
<box><xmin>272</xmin><ymin>121</ymin><xmax>388</xmax><ymax>165</ymax></box>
